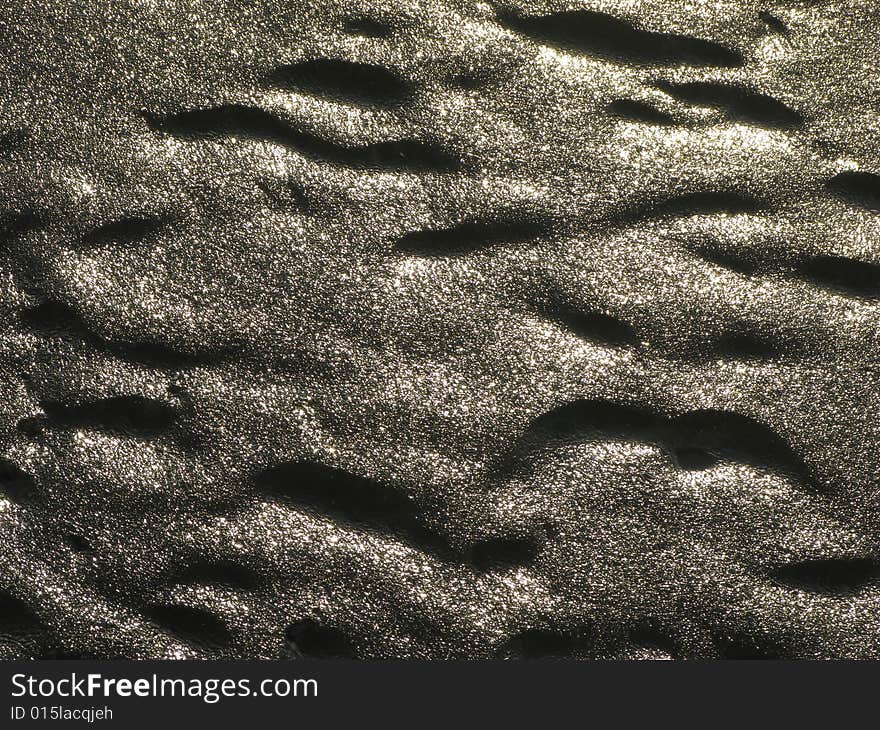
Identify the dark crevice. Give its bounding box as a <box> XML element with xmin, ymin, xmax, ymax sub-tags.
<box><xmin>0</xmin><ymin>589</ymin><xmax>54</xmax><ymax>658</ymax></box>
<box><xmin>798</xmin><ymin>255</ymin><xmax>880</xmax><ymax>299</ymax></box>
<box><xmin>690</xmin><ymin>245</ymin><xmax>880</xmax><ymax>301</ymax></box>
<box><xmin>394</xmin><ymin>213</ymin><xmax>554</xmax><ymax>256</ymax></box>
<box><xmin>40</xmin><ymin>395</ymin><xmax>177</xmax><ymax>438</ymax></box>
<box><xmin>672</xmin><ymin>446</ymin><xmax>722</xmax><ymax>471</ymax></box>
<box><xmin>342</xmin><ymin>15</ymin><xmax>393</xmax><ymax>38</ymax></box>
<box><xmin>495</xmin><ymin>7</ymin><xmax>743</xmax><ymax>67</ymax></box>
<box><xmin>525</xmin><ymin>399</ymin><xmax>658</xmax><ymax>441</ymax></box>
<box><xmin>39</xmin><ymin>647</ymin><xmax>99</xmax><ymax>660</ymax></box>
<box><xmin>629</xmin><ymin>625</ymin><xmax>681</xmax><ymax>657</ymax></box>
<box><xmin>145</xmin><ymin>604</ymin><xmax>232</xmax><ymax>649</ymax></box>
<box><xmin>613</xmin><ymin>191</ymin><xmax>767</xmax><ymax>224</ymax></box>
<box><xmin>448</xmin><ymin>70</ymin><xmax>498</xmax><ymax>90</ymax></box>
<box><xmin>171</xmin><ymin>561</ymin><xmax>260</xmax><ymax>591</ymax></box>
<box><xmin>119</xmin><ymin>340</ymin><xmax>226</xmax><ymax>369</ymax></box>
<box><xmin>20</xmin><ymin>298</ymin><xmax>230</xmax><ymax>369</ymax></box>
<box><xmin>17</xmin><ymin>417</ymin><xmax>43</xmax><ymax>438</ymax></box>
<box><xmin>671</xmin><ymin>409</ymin><xmax>809</xmax><ymax>482</ymax></box>
<box><xmin>357</xmin><ymin>139</ymin><xmax>459</xmax><ymax>172</ymax></box>
<box><xmin>469</xmin><ymin>535</ymin><xmax>539</xmax><ymax>572</ymax></box>
<box><xmin>656</xmin><ymin>80</ymin><xmax>803</xmax><ymax>129</ymax></box>
<box><xmin>500</xmin><ymin>628</ymin><xmax>594</xmax><ymax>659</ymax></box>
<box><xmin>258</xmin><ymin>178</ymin><xmax>310</xmax><ymax>211</ymax></box>
<box><xmin>256</xmin><ymin>461</ymin><xmax>449</xmax><ymax>555</ymax></box>
<box><xmin>497</xmin><ymin>399</ymin><xmax>656</xmax><ymax>473</ymax></box>
<box><xmin>20</xmin><ymin>299</ymin><xmax>91</xmax><ymax>337</ymax></box>
<box><xmin>0</xmin><ymin>211</ymin><xmax>43</xmax><ymax>245</ymax></box>
<box><xmin>770</xmin><ymin>557</ymin><xmax>880</xmax><ymax>594</ymax></box>
<box><xmin>79</xmin><ymin>215</ymin><xmax>168</xmax><ymax>248</ymax></box>
<box><xmin>285</xmin><ymin>619</ymin><xmax>356</xmax><ymax>658</ymax></box>
<box><xmin>65</xmin><ymin>533</ymin><xmax>92</xmax><ymax>552</ymax></box>
<box><xmin>540</xmin><ymin>298</ymin><xmax>638</xmax><ymax>347</ymax></box>
<box><xmin>826</xmin><ymin>170</ymin><xmax>880</xmax><ymax>212</ymax></box>
<box><xmin>0</xmin><ymin>591</ymin><xmax>43</xmax><ymax>633</ymax></box>
<box><xmin>145</xmin><ymin>105</ymin><xmax>460</xmax><ymax>173</ymax></box>
<box><xmin>607</xmin><ymin>98</ymin><xmax>677</xmax><ymax>126</ymax></box>
<box><xmin>759</xmin><ymin>10</ymin><xmax>790</xmax><ymax>36</ymax></box>
<box><xmin>264</xmin><ymin>59</ymin><xmax>412</xmax><ymax>107</ymax></box>
<box><xmin>689</xmin><ymin>245</ymin><xmax>763</xmax><ymax>276</ymax></box>
<box><xmin>707</xmin><ymin>332</ymin><xmax>786</xmax><ymax>361</ymax></box>
<box><xmin>507</xmin><ymin>399</ymin><xmax>812</xmax><ymax>486</ymax></box>
<box><xmin>0</xmin><ymin>459</ymin><xmax>37</xmax><ymax>503</ymax></box>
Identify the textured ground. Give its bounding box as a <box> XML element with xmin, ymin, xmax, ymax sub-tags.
<box><xmin>0</xmin><ymin>0</ymin><xmax>879</xmax><ymax>659</ymax></box>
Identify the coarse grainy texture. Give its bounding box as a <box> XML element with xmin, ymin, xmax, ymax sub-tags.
<box><xmin>0</xmin><ymin>0</ymin><xmax>879</xmax><ymax>659</ymax></box>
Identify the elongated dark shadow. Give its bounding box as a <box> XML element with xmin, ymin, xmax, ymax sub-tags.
<box><xmin>759</xmin><ymin>10</ymin><xmax>790</xmax><ymax>36</ymax></box>
<box><xmin>256</xmin><ymin>461</ymin><xmax>450</xmax><ymax>555</ymax></box>
<box><xmin>145</xmin><ymin>105</ymin><xmax>460</xmax><ymax>173</ymax></box>
<box><xmin>655</xmin><ymin>80</ymin><xmax>804</xmax><ymax>129</ymax></box>
<box><xmin>257</xmin><ymin>461</ymin><xmax>538</xmax><ymax>572</ymax></box>
<box><xmin>144</xmin><ymin>604</ymin><xmax>232</xmax><ymax>649</ymax></box>
<box><xmin>0</xmin><ymin>211</ymin><xmax>43</xmax><ymax>245</ymax></box>
<box><xmin>538</xmin><ymin>296</ymin><xmax>638</xmax><ymax>348</ymax></box>
<box><xmin>499</xmin><ymin>628</ymin><xmax>595</xmax><ymax>659</ymax></box>
<box><xmin>495</xmin><ymin>7</ymin><xmax>743</xmax><ymax>67</ymax></box>
<box><xmin>0</xmin><ymin>591</ymin><xmax>44</xmax><ymax>634</ymax></box>
<box><xmin>607</xmin><ymin>98</ymin><xmax>677</xmax><ymax>126</ymax></box>
<box><xmin>264</xmin><ymin>59</ymin><xmax>413</xmax><ymax>108</ymax></box>
<box><xmin>494</xmin><ymin>399</ymin><xmax>656</xmax><ymax>473</ymax></box>
<box><xmin>629</xmin><ymin>624</ymin><xmax>681</xmax><ymax>657</ymax></box>
<box><xmin>524</xmin><ymin>399</ymin><xmax>658</xmax><ymax>440</ymax></box>
<box><xmin>770</xmin><ymin>557</ymin><xmax>880</xmax><ymax>595</ymax></box>
<box><xmin>170</xmin><ymin>561</ymin><xmax>261</xmax><ymax>591</ymax></box>
<box><xmin>394</xmin><ymin>213</ymin><xmax>554</xmax><ymax>255</ymax></box>
<box><xmin>826</xmin><ymin>170</ymin><xmax>880</xmax><ymax>212</ymax></box>
<box><xmin>612</xmin><ymin>191</ymin><xmax>767</xmax><ymax>224</ymax></box>
<box><xmin>501</xmin><ymin>399</ymin><xmax>814</xmax><ymax>488</ymax></box>
<box><xmin>798</xmin><ymin>255</ymin><xmax>880</xmax><ymax>299</ymax></box>
<box><xmin>0</xmin><ymin>129</ymin><xmax>27</xmax><ymax>153</ymax></box>
<box><xmin>20</xmin><ymin>298</ymin><xmax>240</xmax><ymax>369</ymax></box>
<box><xmin>690</xmin><ymin>245</ymin><xmax>880</xmax><ymax>301</ymax></box>
<box><xmin>0</xmin><ymin>459</ymin><xmax>37</xmax><ymax>504</ymax></box>
<box><xmin>670</xmin><ymin>409</ymin><xmax>809</xmax><ymax>482</ymax></box>
<box><xmin>688</xmin><ymin>244</ymin><xmax>764</xmax><ymax>276</ymax></box>
<box><xmin>342</xmin><ymin>15</ymin><xmax>393</xmax><ymax>38</ymax></box>
<box><xmin>706</xmin><ymin>332</ymin><xmax>788</xmax><ymax>362</ymax></box>
<box><xmin>285</xmin><ymin>619</ymin><xmax>356</xmax><ymax>658</ymax></box>
<box><xmin>469</xmin><ymin>535</ymin><xmax>539</xmax><ymax>572</ymax></box>
<box><xmin>40</xmin><ymin>395</ymin><xmax>177</xmax><ymax>438</ymax></box>
<box><xmin>79</xmin><ymin>215</ymin><xmax>169</xmax><ymax>248</ymax></box>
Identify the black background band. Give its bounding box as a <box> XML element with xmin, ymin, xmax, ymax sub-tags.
<box><xmin>0</xmin><ymin>660</ymin><xmax>870</xmax><ymax>727</ymax></box>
